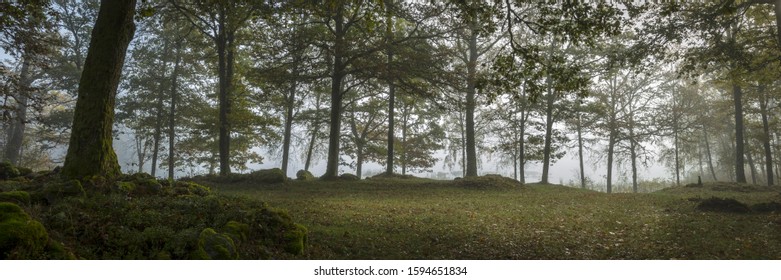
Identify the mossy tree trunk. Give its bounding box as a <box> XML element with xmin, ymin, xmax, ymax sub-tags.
<box><xmin>61</xmin><ymin>0</ymin><xmax>136</xmax><ymax>180</ymax></box>
<box><xmin>4</xmin><ymin>54</ymin><xmax>31</xmax><ymax>165</ymax></box>
<box><xmin>733</xmin><ymin>84</ymin><xmax>747</xmax><ymax>183</ymax></box>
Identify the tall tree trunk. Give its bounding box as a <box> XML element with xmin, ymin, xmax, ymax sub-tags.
<box><xmin>746</xmin><ymin>138</ymin><xmax>758</xmax><ymax>185</ymax></box>
<box><xmin>324</xmin><ymin>8</ymin><xmax>345</xmax><ymax>179</ymax></box>
<box><xmin>4</xmin><ymin>56</ymin><xmax>31</xmax><ymax>165</ymax></box>
<box><xmin>304</xmin><ymin>93</ymin><xmax>323</xmax><ymax>171</ymax></box>
<box><xmin>385</xmin><ymin>0</ymin><xmax>396</xmax><ymax>176</ymax></box>
<box><xmin>606</xmin><ymin>131</ymin><xmax>615</xmax><ymax>194</ymax></box>
<box><xmin>629</xmin><ymin>120</ymin><xmax>638</xmax><ymax>193</ymax></box>
<box><xmin>62</xmin><ymin>0</ymin><xmax>136</xmax><ymax>180</ymax></box>
<box><xmin>541</xmin><ymin>81</ymin><xmax>555</xmax><ymax>184</ymax></box>
<box><xmin>577</xmin><ymin>110</ymin><xmax>585</xmax><ymax>189</ymax></box>
<box><xmin>401</xmin><ymin>103</ymin><xmax>409</xmax><ymax>175</ymax></box>
<box><xmin>464</xmin><ymin>27</ymin><xmax>478</xmax><ymax>177</ymax></box>
<box><xmin>733</xmin><ymin>84</ymin><xmax>747</xmax><ymax>183</ymax></box>
<box><xmin>168</xmin><ymin>39</ymin><xmax>182</xmax><ymax>181</ymax></box>
<box><xmin>674</xmin><ymin>124</ymin><xmax>680</xmax><ymax>186</ymax></box>
<box><xmin>703</xmin><ymin>124</ymin><xmax>718</xmax><ymax>181</ymax></box>
<box><xmin>281</xmin><ymin>76</ymin><xmax>296</xmax><ymax>176</ymax></box>
<box><xmin>215</xmin><ymin>11</ymin><xmax>234</xmax><ymax>176</ymax></box>
<box><xmin>759</xmin><ymin>86</ymin><xmax>774</xmax><ymax>186</ymax></box>
<box><xmin>519</xmin><ymin>107</ymin><xmax>526</xmax><ymax>184</ymax></box>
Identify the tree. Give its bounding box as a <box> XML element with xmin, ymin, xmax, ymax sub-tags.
<box><xmin>61</xmin><ymin>0</ymin><xmax>136</xmax><ymax>180</ymax></box>
<box><xmin>169</xmin><ymin>0</ymin><xmax>264</xmax><ymax>175</ymax></box>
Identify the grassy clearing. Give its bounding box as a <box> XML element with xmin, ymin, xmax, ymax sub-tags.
<box><xmin>210</xmin><ymin>177</ymin><xmax>781</xmax><ymax>259</ymax></box>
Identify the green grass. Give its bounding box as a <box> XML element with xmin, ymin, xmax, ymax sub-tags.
<box><xmin>209</xmin><ymin>177</ymin><xmax>781</xmax><ymax>259</ymax></box>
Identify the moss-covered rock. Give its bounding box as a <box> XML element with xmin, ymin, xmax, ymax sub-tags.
<box><xmin>284</xmin><ymin>223</ymin><xmax>308</xmax><ymax>255</ymax></box>
<box><xmin>172</xmin><ymin>181</ymin><xmax>211</xmax><ymax>197</ymax></box>
<box><xmin>0</xmin><ymin>202</ymin><xmax>50</xmax><ymax>259</ymax></box>
<box><xmin>195</xmin><ymin>228</ymin><xmax>239</xmax><ymax>260</ymax></box>
<box><xmin>42</xmin><ymin>180</ymin><xmax>85</xmax><ymax>204</ymax></box>
<box><xmin>223</xmin><ymin>221</ymin><xmax>249</xmax><ymax>243</ymax></box>
<box><xmin>0</xmin><ymin>191</ymin><xmax>31</xmax><ymax>205</ymax></box>
<box><xmin>16</xmin><ymin>167</ymin><xmax>33</xmax><ymax>177</ymax></box>
<box><xmin>250</xmin><ymin>168</ymin><xmax>286</xmax><ymax>184</ymax></box>
<box><xmin>339</xmin><ymin>173</ymin><xmax>360</xmax><ymax>181</ymax></box>
<box><xmin>296</xmin><ymin>170</ymin><xmax>315</xmax><ymax>181</ymax></box>
<box><xmin>0</xmin><ymin>162</ymin><xmax>20</xmax><ymax>180</ymax></box>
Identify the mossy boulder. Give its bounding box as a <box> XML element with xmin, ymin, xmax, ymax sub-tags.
<box><xmin>222</xmin><ymin>221</ymin><xmax>249</xmax><ymax>243</ymax></box>
<box><xmin>172</xmin><ymin>181</ymin><xmax>212</xmax><ymax>196</ymax></box>
<box><xmin>0</xmin><ymin>191</ymin><xmax>31</xmax><ymax>205</ymax></box>
<box><xmin>195</xmin><ymin>228</ymin><xmax>239</xmax><ymax>260</ymax></box>
<box><xmin>255</xmin><ymin>208</ymin><xmax>308</xmax><ymax>256</ymax></box>
<box><xmin>17</xmin><ymin>167</ymin><xmax>33</xmax><ymax>177</ymax></box>
<box><xmin>249</xmin><ymin>168</ymin><xmax>286</xmax><ymax>184</ymax></box>
<box><xmin>284</xmin><ymin>223</ymin><xmax>308</xmax><ymax>255</ymax></box>
<box><xmin>339</xmin><ymin>173</ymin><xmax>360</xmax><ymax>181</ymax></box>
<box><xmin>296</xmin><ymin>170</ymin><xmax>315</xmax><ymax>181</ymax></box>
<box><xmin>0</xmin><ymin>162</ymin><xmax>20</xmax><ymax>180</ymax></box>
<box><xmin>0</xmin><ymin>202</ymin><xmax>49</xmax><ymax>259</ymax></box>
<box><xmin>42</xmin><ymin>180</ymin><xmax>85</xmax><ymax>204</ymax></box>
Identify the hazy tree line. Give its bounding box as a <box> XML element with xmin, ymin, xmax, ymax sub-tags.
<box><xmin>1</xmin><ymin>0</ymin><xmax>779</xmax><ymax>192</ymax></box>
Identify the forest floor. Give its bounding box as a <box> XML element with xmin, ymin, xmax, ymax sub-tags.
<box><xmin>210</xmin><ymin>176</ymin><xmax>781</xmax><ymax>259</ymax></box>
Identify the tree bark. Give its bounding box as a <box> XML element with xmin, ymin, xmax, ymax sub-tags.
<box><xmin>577</xmin><ymin>109</ymin><xmax>585</xmax><ymax>189</ymax></box>
<box><xmin>606</xmin><ymin>131</ymin><xmax>615</xmax><ymax>194</ymax></box>
<box><xmin>541</xmin><ymin>80</ymin><xmax>555</xmax><ymax>184</ymax></box>
<box><xmin>385</xmin><ymin>0</ymin><xmax>396</xmax><ymax>176</ymax></box>
<box><xmin>464</xmin><ymin>26</ymin><xmax>478</xmax><ymax>177</ymax></box>
<box><xmin>733</xmin><ymin>83</ymin><xmax>747</xmax><ymax>183</ymax></box>
<box><xmin>281</xmin><ymin>75</ymin><xmax>297</xmax><ymax>176</ymax></box>
<box><xmin>629</xmin><ymin>119</ymin><xmax>638</xmax><ymax>193</ymax></box>
<box><xmin>703</xmin><ymin>124</ymin><xmax>718</xmax><ymax>181</ymax></box>
<box><xmin>62</xmin><ymin>0</ymin><xmax>136</xmax><ymax>180</ymax></box>
<box><xmin>324</xmin><ymin>7</ymin><xmax>346</xmax><ymax>179</ymax></box>
<box><xmin>759</xmin><ymin>86</ymin><xmax>774</xmax><ymax>185</ymax></box>
<box><xmin>746</xmin><ymin>137</ymin><xmax>758</xmax><ymax>185</ymax></box>
<box><xmin>4</xmin><ymin>55</ymin><xmax>31</xmax><ymax>165</ymax></box>
<box><xmin>168</xmin><ymin>38</ymin><xmax>183</xmax><ymax>181</ymax></box>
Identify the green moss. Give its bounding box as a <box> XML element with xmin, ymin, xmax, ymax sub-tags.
<box><xmin>222</xmin><ymin>221</ymin><xmax>249</xmax><ymax>243</ymax></box>
<box><xmin>283</xmin><ymin>223</ymin><xmax>308</xmax><ymax>255</ymax></box>
<box><xmin>0</xmin><ymin>162</ymin><xmax>20</xmax><ymax>180</ymax></box>
<box><xmin>296</xmin><ymin>170</ymin><xmax>315</xmax><ymax>181</ymax></box>
<box><xmin>173</xmin><ymin>181</ymin><xmax>211</xmax><ymax>197</ymax></box>
<box><xmin>250</xmin><ymin>168</ymin><xmax>286</xmax><ymax>184</ymax></box>
<box><xmin>114</xmin><ymin>181</ymin><xmax>136</xmax><ymax>194</ymax></box>
<box><xmin>195</xmin><ymin>228</ymin><xmax>238</xmax><ymax>260</ymax></box>
<box><xmin>44</xmin><ymin>239</ymin><xmax>76</xmax><ymax>260</ymax></box>
<box><xmin>0</xmin><ymin>202</ymin><xmax>49</xmax><ymax>259</ymax></box>
<box><xmin>42</xmin><ymin>180</ymin><xmax>85</xmax><ymax>203</ymax></box>
<box><xmin>0</xmin><ymin>191</ymin><xmax>30</xmax><ymax>205</ymax></box>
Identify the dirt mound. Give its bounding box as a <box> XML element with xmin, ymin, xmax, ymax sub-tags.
<box><xmin>369</xmin><ymin>173</ymin><xmax>419</xmax><ymax>180</ymax></box>
<box><xmin>451</xmin><ymin>174</ymin><xmax>523</xmax><ymax>189</ymax></box>
<box><xmin>661</xmin><ymin>181</ymin><xmax>779</xmax><ymax>194</ymax></box>
<box><xmin>696</xmin><ymin>197</ymin><xmax>751</xmax><ymax>213</ymax></box>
